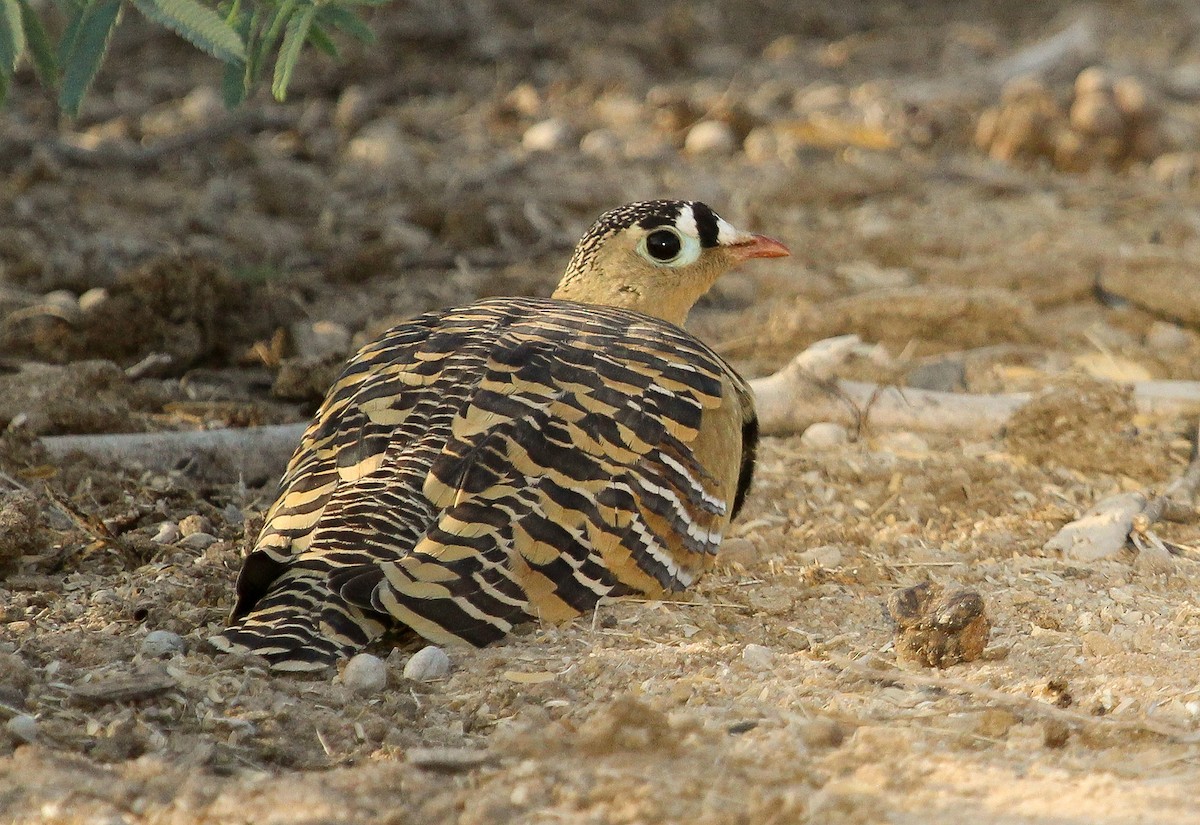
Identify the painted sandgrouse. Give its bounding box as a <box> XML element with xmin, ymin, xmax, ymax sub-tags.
<box><xmin>213</xmin><ymin>200</ymin><xmax>789</xmax><ymax>670</ymax></box>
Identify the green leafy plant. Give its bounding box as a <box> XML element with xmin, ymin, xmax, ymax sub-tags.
<box><xmin>0</xmin><ymin>0</ymin><xmax>384</xmax><ymax>115</ymax></box>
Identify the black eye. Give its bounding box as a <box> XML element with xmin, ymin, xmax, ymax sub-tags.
<box><xmin>645</xmin><ymin>230</ymin><xmax>682</xmax><ymax>261</ymax></box>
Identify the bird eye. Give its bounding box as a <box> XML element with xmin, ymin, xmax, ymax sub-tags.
<box><xmin>637</xmin><ymin>227</ymin><xmax>701</xmax><ymax>267</ymax></box>
<box><xmin>645</xmin><ymin>229</ymin><xmax>682</xmax><ymax>261</ymax></box>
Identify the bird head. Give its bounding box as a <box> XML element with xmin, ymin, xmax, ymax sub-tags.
<box><xmin>552</xmin><ymin>200</ymin><xmax>789</xmax><ymax>326</ymax></box>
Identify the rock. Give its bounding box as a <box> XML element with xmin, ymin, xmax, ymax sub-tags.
<box><xmin>0</xmin><ymin>491</ymin><xmax>42</xmax><ymax>575</ymax></box>
<box><xmin>222</xmin><ymin>504</ymin><xmax>245</xmax><ymax>526</ymax></box>
<box><xmin>334</xmin><ymin>85</ymin><xmax>374</xmax><ymax>134</ymax></box>
<box><xmin>1133</xmin><ymin>538</ymin><xmax>1174</xmax><ymax>576</ymax></box>
<box><xmin>141</xmin><ymin>630</ymin><xmax>186</xmax><ymax>658</ymax></box>
<box><xmin>178</xmin><ymin>515</ymin><xmax>213</xmax><ymax>537</ymax></box>
<box><xmin>6</xmin><ymin>714</ymin><xmax>37</xmax><ymax>744</ymax></box>
<box><xmin>403</xmin><ymin>645</ymin><xmax>451</xmax><ymax>682</ymax></box>
<box><xmin>876</xmin><ymin>431</ymin><xmax>930</xmax><ymax>457</ymax></box>
<box><xmin>684</xmin><ymin>120</ymin><xmax>736</xmax><ymax>155</ymax></box>
<box><xmin>78</xmin><ymin>287</ymin><xmax>109</xmax><ymax>313</ymax></box>
<box><xmin>522</xmin><ymin>119</ymin><xmax>572</xmax><ymax>152</ymax></box>
<box><xmin>741</xmin><ymin>643</ymin><xmax>775</xmax><ymax>672</ymax></box>
<box><xmin>290</xmin><ymin>320</ymin><xmax>352</xmax><ymax>360</ymax></box>
<box><xmin>344</xmin><ymin>121</ymin><xmax>419</xmax><ymax>182</ymax></box>
<box><xmin>1069</xmin><ymin>92</ymin><xmax>1123</xmax><ymax>139</ymax></box>
<box><xmin>179</xmin><ymin>532</ymin><xmax>218</xmax><ymax>550</ymax></box>
<box><xmin>179</xmin><ymin>86</ymin><xmax>224</xmax><ymax>125</ymax></box>
<box><xmin>579</xmin><ymin>129</ymin><xmax>623</xmax><ymax>159</ymax></box>
<box><xmin>1146</xmin><ymin>321</ymin><xmax>1193</xmax><ymax>352</ymax></box>
<box><xmin>800</xmin><ymin>422</ymin><xmax>849</xmax><ymax>450</ymax></box>
<box><xmin>150</xmin><ymin>522</ymin><xmax>179</xmax><ymax>545</ymax></box>
<box><xmin>1167</xmin><ymin>63</ymin><xmax>1200</xmax><ymax>100</ymax></box>
<box><xmin>907</xmin><ymin>358</ymin><xmax>966</xmax><ymax>392</ymax></box>
<box><xmin>343</xmin><ymin>653</ymin><xmax>389</xmax><ymax>694</ymax></box>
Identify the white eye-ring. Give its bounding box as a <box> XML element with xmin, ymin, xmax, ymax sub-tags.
<box><xmin>637</xmin><ymin>227</ymin><xmax>702</xmax><ymax>268</ymax></box>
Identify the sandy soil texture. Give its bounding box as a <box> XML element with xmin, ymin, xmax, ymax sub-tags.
<box><xmin>3</xmin><ymin>1</ymin><xmax>1200</xmax><ymax>823</ymax></box>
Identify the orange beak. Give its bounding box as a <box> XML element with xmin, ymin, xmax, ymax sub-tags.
<box><xmin>728</xmin><ymin>234</ymin><xmax>790</xmax><ymax>262</ymax></box>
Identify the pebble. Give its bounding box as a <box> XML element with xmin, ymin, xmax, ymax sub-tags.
<box><xmin>343</xmin><ymin>652</ymin><xmax>389</xmax><ymax>694</ymax></box>
<box><xmin>290</xmin><ymin>320</ymin><xmax>352</xmax><ymax>360</ymax></box>
<box><xmin>334</xmin><ymin>85</ymin><xmax>374</xmax><ymax>133</ymax></box>
<box><xmin>6</xmin><ymin>714</ymin><xmax>37</xmax><ymax>744</ymax></box>
<box><xmin>741</xmin><ymin>643</ymin><xmax>776</xmax><ymax>672</ymax></box>
<box><xmin>78</xmin><ymin>287</ymin><xmax>108</xmax><ymax>313</ymax></box>
<box><xmin>150</xmin><ymin>522</ymin><xmax>180</xmax><ymax>545</ymax></box>
<box><xmin>907</xmin><ymin>358</ymin><xmax>966</xmax><ymax>392</ymax></box>
<box><xmin>141</xmin><ymin>630</ymin><xmax>186</xmax><ymax>658</ymax></box>
<box><xmin>222</xmin><ymin>503</ymin><xmax>245</xmax><ymax>526</ymax></box>
<box><xmin>403</xmin><ymin>645</ymin><xmax>451</xmax><ymax>682</ymax></box>
<box><xmin>684</xmin><ymin>119</ymin><xmax>737</xmax><ymax>155</ymax></box>
<box><xmin>522</xmin><ymin>118</ymin><xmax>572</xmax><ymax>152</ymax></box>
<box><xmin>1133</xmin><ymin>539</ymin><xmax>1175</xmax><ymax>576</ymax></box>
<box><xmin>876</xmin><ymin>431</ymin><xmax>930</xmax><ymax>457</ymax></box>
<box><xmin>800</xmin><ymin>422</ymin><xmax>849</xmax><ymax>449</ymax></box>
<box><xmin>179</xmin><ymin>86</ymin><xmax>224</xmax><ymax>124</ymax></box>
<box><xmin>579</xmin><ymin>128</ymin><xmax>623</xmax><ymax>159</ymax></box>
<box><xmin>344</xmin><ymin>120</ymin><xmax>419</xmax><ymax>181</ymax></box>
<box><xmin>1146</xmin><ymin>320</ymin><xmax>1192</xmax><ymax>352</ymax></box>
<box><xmin>178</xmin><ymin>514</ymin><xmax>213</xmax><ymax>537</ymax></box>
<box><xmin>179</xmin><ymin>532</ymin><xmax>218</xmax><ymax>550</ymax></box>
<box><xmin>1167</xmin><ymin>63</ymin><xmax>1200</xmax><ymax>100</ymax></box>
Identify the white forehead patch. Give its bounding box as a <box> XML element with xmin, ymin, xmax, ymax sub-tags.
<box><xmin>675</xmin><ymin>206</ymin><xmax>699</xmax><ymax>238</ymax></box>
<box><xmin>715</xmin><ymin>215</ymin><xmax>752</xmax><ymax>246</ymax></box>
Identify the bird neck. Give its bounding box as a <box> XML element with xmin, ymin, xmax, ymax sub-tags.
<box><xmin>551</xmin><ymin>277</ymin><xmax>696</xmax><ymax>327</ymax></box>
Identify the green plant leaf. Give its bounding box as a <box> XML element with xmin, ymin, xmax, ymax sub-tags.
<box><xmin>221</xmin><ymin>0</ymin><xmax>251</xmax><ymax>106</ymax></box>
<box><xmin>316</xmin><ymin>5</ymin><xmax>373</xmax><ymax>45</ymax></box>
<box><xmin>0</xmin><ymin>69</ymin><xmax>8</xmax><ymax>105</ymax></box>
<box><xmin>18</xmin><ymin>0</ymin><xmax>57</xmax><ymax>86</ymax></box>
<box><xmin>0</xmin><ymin>0</ymin><xmax>27</xmax><ymax>76</ymax></box>
<box><xmin>59</xmin><ymin>0</ymin><xmax>122</xmax><ymax>116</ymax></box>
<box><xmin>271</xmin><ymin>2</ymin><xmax>312</xmax><ymax>102</ymax></box>
<box><xmin>305</xmin><ymin>22</ymin><xmax>337</xmax><ymax>58</ymax></box>
<box><xmin>56</xmin><ymin>4</ymin><xmax>86</xmax><ymax>66</ymax></box>
<box><xmin>129</xmin><ymin>0</ymin><xmax>245</xmax><ymax>63</ymax></box>
<box><xmin>255</xmin><ymin>0</ymin><xmax>296</xmax><ymax>72</ymax></box>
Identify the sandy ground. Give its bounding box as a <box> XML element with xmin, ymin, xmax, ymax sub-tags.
<box><xmin>4</xmin><ymin>1</ymin><xmax>1200</xmax><ymax>822</ymax></box>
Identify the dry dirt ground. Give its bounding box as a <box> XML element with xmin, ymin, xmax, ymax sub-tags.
<box><xmin>4</xmin><ymin>1</ymin><xmax>1200</xmax><ymax>823</ymax></box>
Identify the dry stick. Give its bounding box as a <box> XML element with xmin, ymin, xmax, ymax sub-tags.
<box><xmin>832</xmin><ymin>654</ymin><xmax>1200</xmax><ymax>745</ymax></box>
<box><xmin>36</xmin><ymin>339</ymin><xmax>1200</xmax><ymax>481</ymax></box>
<box><xmin>1046</xmin><ymin>420</ymin><xmax>1200</xmax><ymax>561</ymax></box>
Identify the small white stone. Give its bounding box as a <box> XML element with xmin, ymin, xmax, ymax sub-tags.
<box><xmin>1146</xmin><ymin>321</ymin><xmax>1192</xmax><ymax>352</ymax></box>
<box><xmin>523</xmin><ymin>118</ymin><xmax>572</xmax><ymax>152</ymax></box>
<box><xmin>876</xmin><ymin>431</ymin><xmax>930</xmax><ymax>457</ymax></box>
<box><xmin>179</xmin><ymin>532</ymin><xmax>218</xmax><ymax>550</ymax></box>
<box><xmin>141</xmin><ymin>630</ymin><xmax>186</xmax><ymax>658</ymax></box>
<box><xmin>343</xmin><ymin>653</ymin><xmax>389</xmax><ymax>694</ymax></box>
<box><xmin>800</xmin><ymin>422</ymin><xmax>849</xmax><ymax>449</ymax></box>
<box><xmin>403</xmin><ymin>645</ymin><xmax>451</xmax><ymax>682</ymax></box>
<box><xmin>684</xmin><ymin>120</ymin><xmax>736</xmax><ymax>155</ymax></box>
<box><xmin>151</xmin><ymin>522</ymin><xmax>179</xmax><ymax>545</ymax></box>
<box><xmin>78</xmin><ymin>287</ymin><xmax>109</xmax><ymax>313</ymax></box>
<box><xmin>6</xmin><ymin>714</ymin><xmax>37</xmax><ymax>743</ymax></box>
<box><xmin>741</xmin><ymin>643</ymin><xmax>775</xmax><ymax>672</ymax></box>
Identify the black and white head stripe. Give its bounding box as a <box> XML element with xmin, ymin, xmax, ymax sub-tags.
<box><xmin>587</xmin><ymin>200</ymin><xmax>748</xmax><ymax>247</ymax></box>
<box><xmin>564</xmin><ymin>200</ymin><xmax>753</xmax><ymax>280</ymax></box>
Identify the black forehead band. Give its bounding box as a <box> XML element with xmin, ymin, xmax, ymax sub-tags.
<box><xmin>634</xmin><ymin>202</ymin><xmax>722</xmax><ymax>248</ymax></box>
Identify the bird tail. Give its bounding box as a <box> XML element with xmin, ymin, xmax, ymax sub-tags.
<box><xmin>209</xmin><ymin>570</ymin><xmax>387</xmax><ymax>672</ymax></box>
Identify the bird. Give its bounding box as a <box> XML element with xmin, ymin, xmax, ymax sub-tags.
<box><xmin>211</xmin><ymin>199</ymin><xmax>789</xmax><ymax>670</ymax></box>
